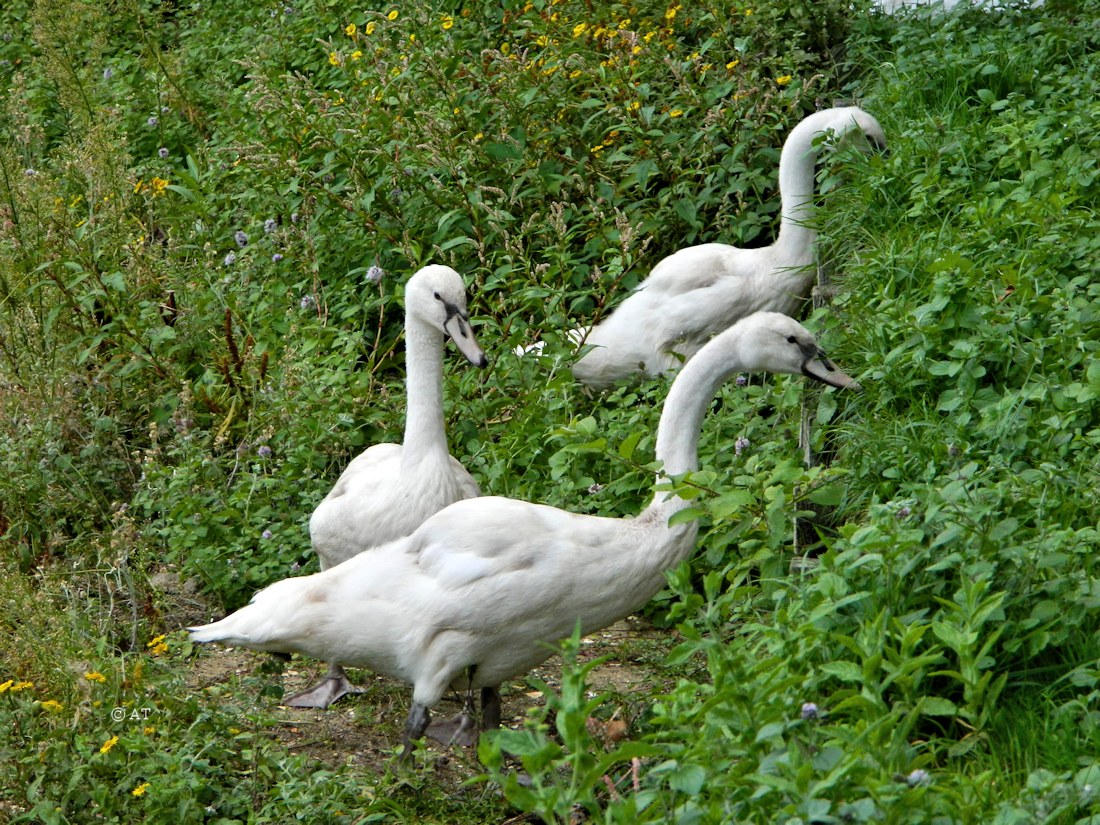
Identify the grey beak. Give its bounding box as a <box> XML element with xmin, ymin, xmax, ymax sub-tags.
<box><xmin>802</xmin><ymin>355</ymin><xmax>861</xmax><ymax>391</ymax></box>
<box><xmin>444</xmin><ymin>314</ymin><xmax>489</xmax><ymax>368</ymax></box>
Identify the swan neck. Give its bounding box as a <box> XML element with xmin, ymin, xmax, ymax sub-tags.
<box><xmin>401</xmin><ymin>312</ymin><xmax>448</xmax><ymax>465</ymax></box>
<box><xmin>646</xmin><ymin>329</ymin><xmax>745</xmax><ymax>517</ymax></box>
<box><xmin>774</xmin><ymin>125</ymin><xmax>821</xmax><ymax>259</ymax></box>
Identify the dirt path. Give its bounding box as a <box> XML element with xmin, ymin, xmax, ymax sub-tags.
<box><xmin>185</xmin><ymin>615</ymin><xmax>676</xmax><ymax>783</ymax></box>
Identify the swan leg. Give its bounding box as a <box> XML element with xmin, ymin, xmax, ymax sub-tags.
<box><xmin>482</xmin><ymin>686</ymin><xmax>502</xmax><ymax>730</ymax></box>
<box><xmin>401</xmin><ymin>701</ymin><xmax>432</xmax><ymax>762</ymax></box>
<box><xmin>283</xmin><ymin>664</ymin><xmax>366</xmax><ymax>709</ymax></box>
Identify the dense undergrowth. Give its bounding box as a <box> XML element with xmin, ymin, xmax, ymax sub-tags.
<box><xmin>1</xmin><ymin>0</ymin><xmax>1098</xmax><ymax>822</ymax></box>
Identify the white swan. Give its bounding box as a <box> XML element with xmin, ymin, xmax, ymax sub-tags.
<box><xmin>284</xmin><ymin>264</ymin><xmax>489</xmax><ymax>709</ymax></box>
<box><xmin>190</xmin><ymin>311</ymin><xmax>860</xmax><ymax>753</ymax></box>
<box><xmin>568</xmin><ymin>106</ymin><xmax>885</xmax><ymax>390</ymax></box>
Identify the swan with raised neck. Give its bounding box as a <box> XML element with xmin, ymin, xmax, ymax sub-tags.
<box><xmin>191</xmin><ymin>311</ymin><xmax>860</xmax><ymax>753</ymax></box>
<box><xmin>569</xmin><ymin>106</ymin><xmax>885</xmax><ymax>389</ymax></box>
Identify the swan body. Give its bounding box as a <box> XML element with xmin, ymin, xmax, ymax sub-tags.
<box><xmin>571</xmin><ymin>106</ymin><xmax>885</xmax><ymax>390</ymax></box>
<box><xmin>191</xmin><ymin>311</ymin><xmax>860</xmax><ymax>750</ymax></box>
<box><xmin>285</xmin><ymin>264</ymin><xmax>488</xmax><ymax>708</ymax></box>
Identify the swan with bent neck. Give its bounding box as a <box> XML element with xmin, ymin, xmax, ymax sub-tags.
<box><xmin>284</xmin><ymin>264</ymin><xmax>488</xmax><ymax>709</ymax></box>
<box><xmin>570</xmin><ymin>106</ymin><xmax>885</xmax><ymax>389</ymax></box>
<box><xmin>191</xmin><ymin>311</ymin><xmax>860</xmax><ymax>752</ymax></box>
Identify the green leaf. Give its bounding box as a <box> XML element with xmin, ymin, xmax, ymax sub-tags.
<box><xmin>820</xmin><ymin>661</ymin><xmax>863</xmax><ymax>683</ymax></box>
<box><xmin>617</xmin><ymin>429</ymin><xmax>644</xmax><ymax>460</ymax></box>
<box><xmin>668</xmin><ymin>763</ymin><xmax>707</xmax><ymax>795</ymax></box>
<box><xmin>919</xmin><ymin>696</ymin><xmax>958</xmax><ymax>717</ymax></box>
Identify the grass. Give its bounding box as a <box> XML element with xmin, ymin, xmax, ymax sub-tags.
<box><xmin>2</xmin><ymin>0</ymin><xmax>1099</xmax><ymax>822</ymax></box>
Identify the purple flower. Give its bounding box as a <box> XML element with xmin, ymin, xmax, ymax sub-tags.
<box><xmin>800</xmin><ymin>702</ymin><xmax>819</xmax><ymax>721</ymax></box>
<box><xmin>290</xmin><ymin>212</ymin><xmax>300</xmax><ymax>223</ymax></box>
<box><xmin>896</xmin><ymin>505</ymin><xmax>911</xmax><ymax>519</ymax></box>
<box><xmin>102</xmin><ymin>67</ymin><xmax>113</xmax><ymax>80</ymax></box>
<box><xmin>734</xmin><ymin>435</ymin><xmax>750</xmax><ymax>456</ymax></box>
<box><xmin>234</xmin><ymin>230</ymin><xmax>249</xmax><ymax>247</ymax></box>
<box><xmin>735</xmin><ymin>375</ymin><xmax>747</xmax><ymax>387</ymax></box>
<box><xmin>262</xmin><ymin>529</ymin><xmax>273</xmax><ymax>540</ymax></box>
<box><xmin>290</xmin><ymin>561</ymin><xmax>301</xmax><ymax>573</ymax></box>
<box><xmin>223</xmin><ymin>252</ymin><xmax>236</xmax><ymax>266</ymax></box>
<box><xmin>158</xmin><ymin>147</ymin><xmax>169</xmax><ymax>159</ymax></box>
<box><xmin>147</xmin><ymin>115</ymin><xmax>158</xmax><ymax>127</ymax></box>
<box><xmin>588</xmin><ymin>483</ymin><xmax>604</xmax><ymax>494</ymax></box>
<box><xmin>23</xmin><ymin>168</ymin><xmax>36</xmax><ymax>177</ymax></box>
<box><xmin>365</xmin><ymin>264</ymin><xmax>385</xmax><ymax>284</ymax></box>
<box><xmin>300</xmin><ymin>294</ymin><xmax>316</xmax><ymax>310</ymax></box>
<box><xmin>257</xmin><ymin>445</ymin><xmax>272</xmax><ymax>458</ymax></box>
<box><xmin>264</xmin><ymin>218</ymin><xmax>278</xmax><ymax>234</ymax></box>
<box><xmin>272</xmin><ymin>253</ymin><xmax>284</xmax><ymax>263</ymax></box>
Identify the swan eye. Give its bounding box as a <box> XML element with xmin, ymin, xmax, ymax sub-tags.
<box><xmin>787</xmin><ymin>335</ymin><xmax>797</xmax><ymax>344</ymax></box>
<box><xmin>433</xmin><ymin>291</ymin><xmax>442</xmax><ymax>301</ymax></box>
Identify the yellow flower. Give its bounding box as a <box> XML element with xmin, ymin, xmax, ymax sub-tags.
<box><xmin>0</xmin><ymin>680</ymin><xmax>13</xmax><ymax>694</ymax></box>
<box><xmin>627</xmin><ymin>100</ymin><xmax>640</xmax><ymax>111</ymax></box>
<box><xmin>351</xmin><ymin>50</ymin><xmax>362</xmax><ymax>61</ymax></box>
<box><xmin>11</xmin><ymin>681</ymin><xmax>33</xmax><ymax>692</ymax></box>
<box><xmin>100</xmin><ymin>735</ymin><xmax>119</xmax><ymax>754</ymax></box>
<box><xmin>726</xmin><ymin>58</ymin><xmax>740</xmax><ymax>69</ymax></box>
<box><xmin>590</xmin><ymin>144</ymin><xmax>604</xmax><ymax>153</ymax></box>
<box><xmin>633</xmin><ymin>45</ymin><xmax>642</xmax><ymax>55</ymax></box>
<box><xmin>665</xmin><ymin>7</ymin><xmax>677</xmax><ymax>20</ymax></box>
<box><xmin>408</xmin><ymin>33</ymin><xmax>416</xmax><ymax>42</ymax></box>
<box><xmin>745</xmin><ymin>8</ymin><xmax>753</xmax><ymax>15</ymax></box>
<box><xmin>345</xmin><ymin>23</ymin><xmax>356</xmax><ymax>37</ymax></box>
<box><xmin>776</xmin><ymin>74</ymin><xmax>792</xmax><ymax>85</ymax></box>
<box><xmin>442</xmin><ymin>15</ymin><xmax>454</xmax><ymax>30</ymax></box>
<box><xmin>146</xmin><ymin>634</ymin><xmax>168</xmax><ymax>655</ymax></box>
<box><xmin>143</xmin><ymin>726</ymin><xmax>155</xmax><ymax>735</ymax></box>
<box><xmin>365</xmin><ymin>21</ymin><xmax>376</xmax><ymax>35</ymax></box>
<box><xmin>569</xmin><ymin>69</ymin><xmax>583</xmax><ymax>79</ymax></box>
<box><xmin>572</xmin><ymin>22</ymin><xmax>587</xmax><ymax>37</ymax></box>
<box><xmin>387</xmin><ymin>9</ymin><xmax>398</xmax><ymax>20</ymax></box>
<box><xmin>132</xmin><ymin>782</ymin><xmax>150</xmax><ymax>797</ymax></box>
<box><xmin>473</xmin><ymin>132</ymin><xmax>483</xmax><ymax>141</ymax></box>
<box><xmin>85</xmin><ymin>671</ymin><xmax>106</xmax><ymax>683</ymax></box>
<box><xmin>618</xmin><ymin>18</ymin><xmax>631</xmax><ymax>28</ymax></box>
<box><xmin>536</xmin><ymin>35</ymin><xmax>549</xmax><ymax>46</ymax></box>
<box><xmin>669</xmin><ymin>108</ymin><xmax>684</xmax><ymax>118</ymax></box>
<box><xmin>40</xmin><ymin>700</ymin><xmax>64</xmax><ymax>712</ymax></box>
<box><xmin>328</xmin><ymin>51</ymin><xmax>341</xmax><ymax>66</ymax></box>
<box><xmin>453</xmin><ymin>106</ymin><xmax>460</xmax><ymax>115</ymax></box>
<box><xmin>501</xmin><ymin>42</ymin><xmax>511</xmax><ymax>55</ymax></box>
<box><xmin>133</xmin><ymin>180</ymin><xmax>144</xmax><ymax>194</ymax></box>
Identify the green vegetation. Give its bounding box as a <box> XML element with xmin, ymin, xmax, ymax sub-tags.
<box><xmin>1</xmin><ymin>0</ymin><xmax>1098</xmax><ymax>822</ymax></box>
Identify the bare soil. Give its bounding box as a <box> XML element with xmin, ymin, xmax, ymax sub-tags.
<box><xmin>184</xmin><ymin>614</ymin><xmax>676</xmax><ymax>791</ymax></box>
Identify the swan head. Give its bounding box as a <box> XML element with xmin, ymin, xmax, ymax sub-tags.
<box><xmin>801</xmin><ymin>106</ymin><xmax>887</xmax><ymax>156</ymax></box>
<box><xmin>732</xmin><ymin>312</ymin><xmax>861</xmax><ymax>391</ymax></box>
<box><xmin>406</xmin><ymin>265</ymin><xmax>489</xmax><ymax>368</ymax></box>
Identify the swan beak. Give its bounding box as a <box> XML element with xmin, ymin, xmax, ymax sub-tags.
<box><xmin>802</xmin><ymin>355</ymin><xmax>861</xmax><ymax>391</ymax></box>
<box><xmin>445</xmin><ymin>314</ymin><xmax>490</xmax><ymax>368</ymax></box>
